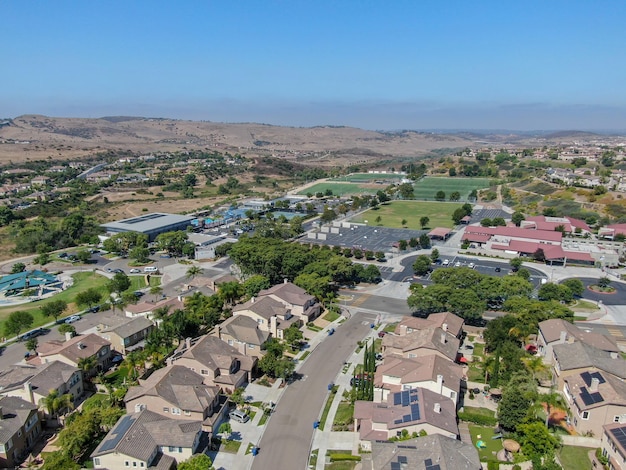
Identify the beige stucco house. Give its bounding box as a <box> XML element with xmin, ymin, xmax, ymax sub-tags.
<box><xmin>382</xmin><ymin>327</ymin><xmax>460</xmax><ymax>363</ymax></box>
<box><xmin>0</xmin><ymin>396</ymin><xmax>42</xmax><ymax>469</ymax></box>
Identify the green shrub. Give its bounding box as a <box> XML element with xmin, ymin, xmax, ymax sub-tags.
<box><xmin>329</xmin><ymin>454</ymin><xmax>361</xmax><ymax>462</ymax></box>
<box><xmin>457</xmin><ymin>411</ymin><xmax>497</xmax><ymax>426</ymax></box>
<box><xmin>487</xmin><ymin>461</ymin><xmax>500</xmax><ymax>470</ymax></box>
<box><xmin>512</xmin><ymin>465</ymin><xmax>521</xmax><ymax>470</ymax></box>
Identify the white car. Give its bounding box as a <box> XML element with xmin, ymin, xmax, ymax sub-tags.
<box><xmin>65</xmin><ymin>315</ymin><xmax>81</xmax><ymax>324</ymax></box>
<box><xmin>129</xmin><ymin>268</ymin><xmax>141</xmax><ymax>273</ymax></box>
<box><xmin>455</xmin><ymin>261</ymin><xmax>461</xmax><ymax>267</ymax></box>
<box><xmin>442</xmin><ymin>259</ymin><xmax>450</xmax><ymax>266</ymax></box>
<box><xmin>468</xmin><ymin>262</ymin><xmax>475</xmax><ymax>269</ymax></box>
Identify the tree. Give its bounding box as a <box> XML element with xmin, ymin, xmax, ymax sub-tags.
<box><xmin>512</xmin><ymin>211</ymin><xmax>525</xmax><ymax>226</ymax></box>
<box><xmin>498</xmin><ymin>385</ymin><xmax>532</xmax><ymax>431</ymax></box>
<box><xmin>218</xmin><ymin>281</ymin><xmax>243</xmax><ymax>307</ymax></box>
<box><xmin>533</xmin><ymin>248</ymin><xmax>546</xmax><ymax>262</ymax></box>
<box><xmin>538</xmin><ymin>283</ymin><xmax>572</xmax><ymax>303</ymax></box>
<box><xmin>449</xmin><ymin>191</ymin><xmax>461</xmax><ymax>201</ymax></box>
<box><xmin>598</xmin><ymin>277</ymin><xmax>611</xmax><ymax>289</ymax></box>
<box><xmin>419</xmin><ymin>234</ymin><xmax>431</xmax><ymax>249</ymax></box>
<box><xmin>420</xmin><ymin>216</ymin><xmax>430</xmax><ymax>229</ymax></box>
<box><xmin>40</xmin><ymin>450</ymin><xmax>80</xmax><ymax>470</ymax></box>
<box><xmin>11</xmin><ymin>262</ymin><xmax>26</xmax><ymax>274</ymax></box>
<box><xmin>218</xmin><ymin>422</ymin><xmax>232</xmax><ymax>439</ymax></box>
<box><xmin>509</xmin><ymin>257</ymin><xmax>523</xmax><ymax>272</ymax></box>
<box><xmin>58</xmin><ymin>324</ymin><xmax>76</xmax><ymax>336</ymax></box>
<box><xmin>40</xmin><ymin>300</ymin><xmax>68</xmax><ymax>322</ymax></box>
<box><xmin>150</xmin><ymin>285</ymin><xmax>163</xmax><ymax>301</ymax></box>
<box><xmin>75</xmin><ymin>288</ymin><xmax>102</xmax><ymax>308</ymax></box>
<box><xmin>284</xmin><ymin>324</ymin><xmax>304</xmax><ymax>351</ymax></box>
<box><xmin>75</xmin><ymin>249</ymin><xmax>91</xmax><ymax>264</ymax></box>
<box><xmin>375</xmin><ymin>215</ymin><xmax>382</xmax><ymax>225</ymax></box>
<box><xmin>480</xmin><ymin>218</ymin><xmax>492</xmax><ymax>227</ymax></box>
<box><xmin>78</xmin><ymin>356</ymin><xmax>98</xmax><ymax>377</ymax></box>
<box><xmin>5</xmin><ymin>311</ymin><xmax>34</xmax><ymax>338</ymax></box>
<box><xmin>430</xmin><ymin>248</ymin><xmax>440</xmax><ymax>262</ymax></box>
<box><xmin>107</xmin><ymin>272</ymin><xmax>131</xmax><ymax>296</ymax></box>
<box><xmin>129</xmin><ymin>246</ymin><xmax>151</xmax><ymax>263</ymax></box>
<box><xmin>412</xmin><ymin>255</ymin><xmax>432</xmax><ymax>276</ymax></box>
<box><xmin>186</xmin><ymin>266</ymin><xmax>203</xmax><ymax>280</ymax></box>
<box><xmin>561</xmin><ymin>278</ymin><xmax>584</xmax><ymax>297</ymax></box>
<box><xmin>517</xmin><ymin>422</ymin><xmax>560</xmax><ymax>460</ymax></box>
<box><xmin>41</xmin><ymin>389</ymin><xmax>74</xmax><ymax>417</ymax></box>
<box><xmin>435</xmin><ymin>190</ymin><xmax>445</xmax><ymax>201</ymax></box>
<box><xmin>401</xmin><ymin>218</ymin><xmax>407</xmax><ymax>227</ymax></box>
<box><xmin>230</xmin><ymin>387</ymin><xmax>246</xmax><ymax>409</ymax></box>
<box><xmin>25</xmin><ymin>338</ymin><xmax>38</xmax><ymax>354</ymax></box>
<box><xmin>452</xmin><ymin>208</ymin><xmax>466</xmax><ymax>225</ymax></box>
<box><xmin>155</xmin><ymin>230</ymin><xmax>190</xmax><ymax>256</ymax></box>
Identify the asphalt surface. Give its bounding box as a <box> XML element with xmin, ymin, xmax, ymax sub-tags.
<box><xmin>251</xmin><ymin>311</ymin><xmax>376</xmax><ymax>470</ymax></box>
<box><xmin>575</xmin><ymin>277</ymin><xmax>626</xmax><ymax>305</ymax></box>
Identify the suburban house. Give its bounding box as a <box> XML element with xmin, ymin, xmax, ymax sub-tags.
<box><xmin>257</xmin><ymin>280</ymin><xmax>321</xmax><ymax>323</ymax></box>
<box><xmin>232</xmin><ymin>295</ymin><xmax>300</xmax><ymax>340</ymax></box>
<box><xmin>382</xmin><ymin>327</ymin><xmax>460</xmax><ymax>363</ymax></box>
<box><xmin>601</xmin><ymin>423</ymin><xmax>626</xmax><ymax>470</ymax></box>
<box><xmin>168</xmin><ymin>335</ymin><xmax>256</xmax><ymax>393</ymax></box>
<box><xmin>124</xmin><ymin>365</ymin><xmax>227</xmax><ymax>438</ymax></box>
<box><xmin>96</xmin><ymin>314</ymin><xmax>155</xmax><ymax>355</ymax></box>
<box><xmin>562</xmin><ymin>370</ymin><xmax>626</xmax><ymax>438</ymax></box>
<box><xmin>354</xmin><ymin>387</ymin><xmax>458</xmax><ymax>449</ymax></box>
<box><xmin>0</xmin><ymin>361</ymin><xmax>83</xmax><ymax>412</ymax></box>
<box><xmin>124</xmin><ymin>296</ymin><xmax>185</xmax><ymax>319</ymax></box>
<box><xmin>213</xmin><ymin>315</ymin><xmax>270</xmax><ymax>358</ymax></box>
<box><xmin>373</xmin><ymin>355</ymin><xmax>464</xmax><ymax>405</ymax></box>
<box><xmin>552</xmin><ymin>342</ymin><xmax>626</xmax><ymax>388</ymax></box>
<box><xmin>91</xmin><ymin>410</ymin><xmax>203</xmax><ymax>469</ymax></box>
<box><xmin>537</xmin><ymin>319</ymin><xmax>620</xmax><ymax>364</ymax></box>
<box><xmin>0</xmin><ymin>396</ymin><xmax>42</xmax><ymax>469</ymax></box>
<box><xmin>361</xmin><ymin>434</ymin><xmax>480</xmax><ymax>470</ymax></box>
<box><xmin>394</xmin><ymin>312</ymin><xmax>464</xmax><ymax>339</ymax></box>
<box><xmin>35</xmin><ymin>333</ymin><xmax>112</xmax><ymax>376</ymax></box>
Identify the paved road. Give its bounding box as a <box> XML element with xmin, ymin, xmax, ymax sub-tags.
<box><xmin>575</xmin><ymin>277</ymin><xmax>626</xmax><ymax>305</ymax></box>
<box><xmin>251</xmin><ymin>311</ymin><xmax>376</xmax><ymax>470</ymax></box>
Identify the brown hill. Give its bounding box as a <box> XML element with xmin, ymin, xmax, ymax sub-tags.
<box><xmin>0</xmin><ymin>115</ymin><xmax>472</xmax><ymax>165</ymax></box>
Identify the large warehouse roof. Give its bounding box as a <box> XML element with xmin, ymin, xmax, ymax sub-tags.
<box><xmin>101</xmin><ymin>213</ymin><xmax>195</xmax><ymax>233</ymax></box>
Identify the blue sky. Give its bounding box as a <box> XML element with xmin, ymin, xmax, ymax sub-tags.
<box><xmin>2</xmin><ymin>1</ymin><xmax>625</xmax><ymax>130</ymax></box>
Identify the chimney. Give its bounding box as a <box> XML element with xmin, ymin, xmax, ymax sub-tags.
<box><xmin>177</xmin><ymin>295</ymin><xmax>182</xmax><ymax>302</ymax></box>
<box><xmin>440</xmin><ymin>332</ymin><xmax>447</xmax><ymax>344</ymax></box>
<box><xmin>216</xmin><ymin>325</ymin><xmax>221</xmax><ymax>339</ymax></box>
<box><xmin>442</xmin><ymin>323</ymin><xmax>448</xmax><ymax>332</ymax></box>
<box><xmin>590</xmin><ymin>377</ymin><xmax>600</xmax><ymax>392</ymax></box>
<box><xmin>24</xmin><ymin>381</ymin><xmax>34</xmax><ymax>404</ymax></box>
<box><xmin>434</xmin><ymin>403</ymin><xmax>441</xmax><ymax>414</ymax></box>
<box><xmin>437</xmin><ymin>374</ymin><xmax>444</xmax><ymax>393</ymax></box>
<box><xmin>284</xmin><ymin>278</ymin><xmax>288</xmax><ymax>284</ymax></box>
<box><xmin>65</xmin><ymin>331</ymin><xmax>74</xmax><ymax>341</ymax></box>
<box><xmin>559</xmin><ymin>331</ymin><xmax>567</xmax><ymax>343</ymax></box>
<box><xmin>185</xmin><ymin>337</ymin><xmax>191</xmax><ymax>349</ymax></box>
<box><xmin>251</xmin><ymin>296</ymin><xmax>255</xmax><ymax>303</ymax></box>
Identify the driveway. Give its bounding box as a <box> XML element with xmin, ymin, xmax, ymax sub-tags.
<box><xmin>251</xmin><ymin>311</ymin><xmax>376</xmax><ymax>470</ymax></box>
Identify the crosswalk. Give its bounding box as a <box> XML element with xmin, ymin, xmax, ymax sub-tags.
<box><xmin>606</xmin><ymin>326</ymin><xmax>626</xmax><ymax>346</ymax></box>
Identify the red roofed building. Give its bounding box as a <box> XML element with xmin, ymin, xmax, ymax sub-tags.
<box><xmin>521</xmin><ymin>216</ymin><xmax>591</xmax><ymax>235</ymax></box>
<box><xmin>598</xmin><ymin>223</ymin><xmax>626</xmax><ymax>240</ymax></box>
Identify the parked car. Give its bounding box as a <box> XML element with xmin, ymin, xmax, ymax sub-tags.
<box><xmin>442</xmin><ymin>259</ymin><xmax>450</xmax><ymax>266</ymax></box>
<box><xmin>328</xmin><ymin>328</ymin><xmax>335</xmax><ymax>336</ymax></box>
<box><xmin>468</xmin><ymin>262</ymin><xmax>475</xmax><ymax>269</ymax></box>
<box><xmin>377</xmin><ymin>331</ymin><xmax>386</xmax><ymax>338</ymax></box>
<box><xmin>112</xmin><ymin>268</ymin><xmax>124</xmax><ymax>274</ymax></box>
<box><xmin>65</xmin><ymin>315</ymin><xmax>81</xmax><ymax>324</ymax></box>
<box><xmin>129</xmin><ymin>268</ymin><xmax>141</xmax><ymax>273</ymax></box>
<box><xmin>87</xmin><ymin>305</ymin><xmax>100</xmax><ymax>313</ymax></box>
<box><xmin>454</xmin><ymin>261</ymin><xmax>461</xmax><ymax>267</ymax></box>
<box><xmin>495</xmin><ymin>267</ymin><xmax>501</xmax><ymax>272</ymax></box>
<box><xmin>133</xmin><ymin>291</ymin><xmax>145</xmax><ymax>298</ymax></box>
<box><xmin>20</xmin><ymin>328</ymin><xmax>48</xmax><ymax>341</ymax></box>
<box><xmin>229</xmin><ymin>409</ymin><xmax>250</xmax><ymax>423</ymax></box>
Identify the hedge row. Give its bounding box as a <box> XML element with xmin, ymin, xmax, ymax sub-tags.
<box><xmin>329</xmin><ymin>454</ymin><xmax>362</xmax><ymax>462</ymax></box>
<box><xmin>457</xmin><ymin>411</ymin><xmax>497</xmax><ymax>426</ymax></box>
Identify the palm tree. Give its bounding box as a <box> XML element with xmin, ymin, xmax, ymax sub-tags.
<box><xmin>186</xmin><ymin>266</ymin><xmax>203</xmax><ymax>281</ymax></box>
<box><xmin>218</xmin><ymin>281</ymin><xmax>243</xmax><ymax>308</ymax></box>
<box><xmin>150</xmin><ymin>285</ymin><xmax>163</xmax><ymax>302</ymax></box>
<box><xmin>523</xmin><ymin>356</ymin><xmax>548</xmax><ymax>383</ymax></box>
<box><xmin>78</xmin><ymin>355</ymin><xmax>98</xmax><ymax>377</ymax></box>
<box><xmin>41</xmin><ymin>390</ymin><xmax>74</xmax><ymax>418</ymax></box>
<box><xmin>152</xmin><ymin>305</ymin><xmax>171</xmax><ymax>323</ymax></box>
<box><xmin>538</xmin><ymin>390</ymin><xmax>567</xmax><ymax>429</ymax></box>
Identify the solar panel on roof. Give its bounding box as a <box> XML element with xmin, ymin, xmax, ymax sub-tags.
<box><xmin>394</xmin><ymin>393</ymin><xmax>402</xmax><ymax>405</ymax></box>
<box><xmin>580</xmin><ymin>387</ymin><xmax>604</xmax><ymax>406</ymax></box>
<box><xmin>390</xmin><ymin>463</ymin><xmax>401</xmax><ymax>470</ymax></box>
<box><xmin>581</xmin><ymin>371</ymin><xmax>606</xmax><ymax>387</ymax></box>
<box><xmin>98</xmin><ymin>414</ymin><xmax>135</xmax><ymax>452</ymax></box>
<box><xmin>425</xmin><ymin>459</ymin><xmax>432</xmax><ymax>466</ymax></box>
<box><xmin>402</xmin><ymin>414</ymin><xmax>412</xmax><ymax>422</ymax></box>
<box><xmin>394</xmin><ymin>418</ymin><xmax>403</xmax><ymax>425</ymax></box>
<box><xmin>609</xmin><ymin>426</ymin><xmax>626</xmax><ymax>448</ymax></box>
<box><xmin>402</xmin><ymin>390</ymin><xmax>410</xmax><ymax>406</ymax></box>
<box><xmin>411</xmin><ymin>403</ymin><xmax>421</xmax><ymax>420</ymax></box>
<box><xmin>398</xmin><ymin>456</ymin><xmax>408</xmax><ymax>464</ymax></box>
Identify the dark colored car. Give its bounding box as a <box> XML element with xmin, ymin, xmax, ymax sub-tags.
<box><xmin>495</xmin><ymin>267</ymin><xmax>501</xmax><ymax>272</ymax></box>
<box><xmin>133</xmin><ymin>291</ymin><xmax>145</xmax><ymax>298</ymax></box>
<box><xmin>378</xmin><ymin>331</ymin><xmax>386</xmax><ymax>338</ymax></box>
<box><xmin>88</xmin><ymin>305</ymin><xmax>100</xmax><ymax>313</ymax></box>
<box><xmin>20</xmin><ymin>328</ymin><xmax>49</xmax><ymax>341</ymax></box>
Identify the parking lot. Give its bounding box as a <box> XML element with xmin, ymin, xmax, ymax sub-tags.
<box><xmin>308</xmin><ymin>224</ymin><xmax>436</xmax><ymax>253</ymax></box>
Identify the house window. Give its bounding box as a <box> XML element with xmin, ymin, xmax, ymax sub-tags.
<box><xmin>201</xmin><ymin>369</ymin><xmax>209</xmax><ymax>375</ymax></box>
<box><xmin>140</xmin><ymin>464</ymin><xmax>144</xmax><ymax>468</ymax></box>
<box><xmin>94</xmin><ymin>458</ymin><xmax>100</xmax><ymax>466</ymax></box>
<box><xmin>169</xmin><ymin>446</ymin><xmax>175</xmax><ymax>452</ymax></box>
<box><xmin>581</xmin><ymin>411</ymin><xmax>589</xmax><ymax>420</ymax></box>
<box><xmin>172</xmin><ymin>408</ymin><xmax>181</xmax><ymax>415</ymax></box>
<box><xmin>248</xmin><ymin>344</ymin><xmax>255</xmax><ymax>349</ymax></box>
<box><xmin>227</xmin><ymin>339</ymin><xmax>233</xmax><ymax>345</ymax></box>
<box><xmin>257</xmin><ymin>318</ymin><xmax>264</xmax><ymax>324</ymax></box>
<box><xmin>184</xmin><ymin>410</ymin><xmax>191</xmax><ymax>416</ymax></box>
<box><xmin>450</xmin><ymin>391</ymin><xmax>457</xmax><ymax>400</ymax></box>
<box><xmin>615</xmin><ymin>416</ymin><xmax>621</xmax><ymax>423</ymax></box>
<box><xmin>179</xmin><ymin>447</ymin><xmax>182</xmax><ymax>453</ymax></box>
<box><xmin>408</xmin><ymin>353</ymin><xmax>416</xmax><ymax>358</ymax></box>
<box><xmin>125</xmin><ymin>462</ymin><xmax>130</xmax><ymax>467</ymax></box>
<box><xmin>133</xmin><ymin>463</ymin><xmax>137</xmax><ymax>467</ymax></box>
<box><xmin>163</xmin><ymin>407</ymin><xmax>169</xmax><ymax>413</ymax></box>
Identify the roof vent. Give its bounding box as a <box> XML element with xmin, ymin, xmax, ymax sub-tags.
<box><xmin>78</xmin><ymin>342</ymin><xmax>86</xmax><ymax>350</ymax></box>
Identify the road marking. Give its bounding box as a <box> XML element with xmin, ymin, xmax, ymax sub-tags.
<box><xmin>606</xmin><ymin>327</ymin><xmax>625</xmax><ymax>338</ymax></box>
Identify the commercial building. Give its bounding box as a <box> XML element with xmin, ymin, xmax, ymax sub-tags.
<box><xmin>101</xmin><ymin>213</ymin><xmax>195</xmax><ymax>242</ymax></box>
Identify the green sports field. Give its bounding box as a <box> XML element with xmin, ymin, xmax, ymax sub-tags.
<box><xmin>297</xmin><ymin>182</ymin><xmax>377</xmax><ymax>196</ymax></box>
<box><xmin>413</xmin><ymin>177</ymin><xmax>492</xmax><ymax>201</ymax></box>
<box><xmin>349</xmin><ymin>201</ymin><xmax>462</xmax><ymax>229</ymax></box>
<box><xmin>330</xmin><ymin>173</ymin><xmax>405</xmax><ymax>183</ymax></box>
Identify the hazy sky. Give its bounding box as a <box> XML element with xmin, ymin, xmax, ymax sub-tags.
<box><xmin>2</xmin><ymin>1</ymin><xmax>625</xmax><ymax>131</ymax></box>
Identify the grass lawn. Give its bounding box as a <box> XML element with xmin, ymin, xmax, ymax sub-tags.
<box><xmin>297</xmin><ymin>182</ymin><xmax>377</xmax><ymax>196</ymax></box>
<box><xmin>0</xmin><ymin>271</ymin><xmax>110</xmax><ymax>335</ymax></box>
<box><xmin>333</xmin><ymin>402</ymin><xmax>354</xmax><ymax>427</ymax></box>
<box><xmin>572</xmin><ymin>299</ymin><xmax>600</xmax><ymax>311</ymax></box>
<box><xmin>319</xmin><ymin>386</ymin><xmax>338</xmax><ymax>431</ymax></box>
<box><xmin>349</xmin><ymin>200</ymin><xmax>462</xmax><ymax>229</ymax></box>
<box><xmin>558</xmin><ymin>446</ymin><xmax>592</xmax><ymax>470</ymax></box>
<box><xmin>383</xmin><ymin>322</ymin><xmax>398</xmax><ymax>333</ymax></box>
<box><xmin>258</xmin><ymin>411</ymin><xmax>270</xmax><ymax>426</ymax></box>
<box><xmin>323</xmin><ymin>310</ymin><xmax>340</xmax><ymax>322</ymax></box>
<box><xmin>221</xmin><ymin>439</ymin><xmax>242</xmax><ymax>453</ymax></box>
<box><xmin>463</xmin><ymin>407</ymin><xmax>496</xmax><ymax>418</ymax></box>
<box><xmin>413</xmin><ymin>177</ymin><xmax>492</xmax><ymax>201</ymax></box>
<box><xmin>468</xmin><ymin>425</ymin><xmax>505</xmax><ymax>462</ymax></box>
<box><xmin>300</xmin><ymin>350</ymin><xmax>311</xmax><ymax>361</ymax></box>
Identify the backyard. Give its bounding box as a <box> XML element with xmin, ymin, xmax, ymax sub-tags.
<box><xmin>468</xmin><ymin>424</ymin><xmax>505</xmax><ymax>463</ymax></box>
<box><xmin>558</xmin><ymin>445</ymin><xmax>592</xmax><ymax>470</ymax></box>
<box><xmin>349</xmin><ymin>201</ymin><xmax>461</xmax><ymax>229</ymax></box>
